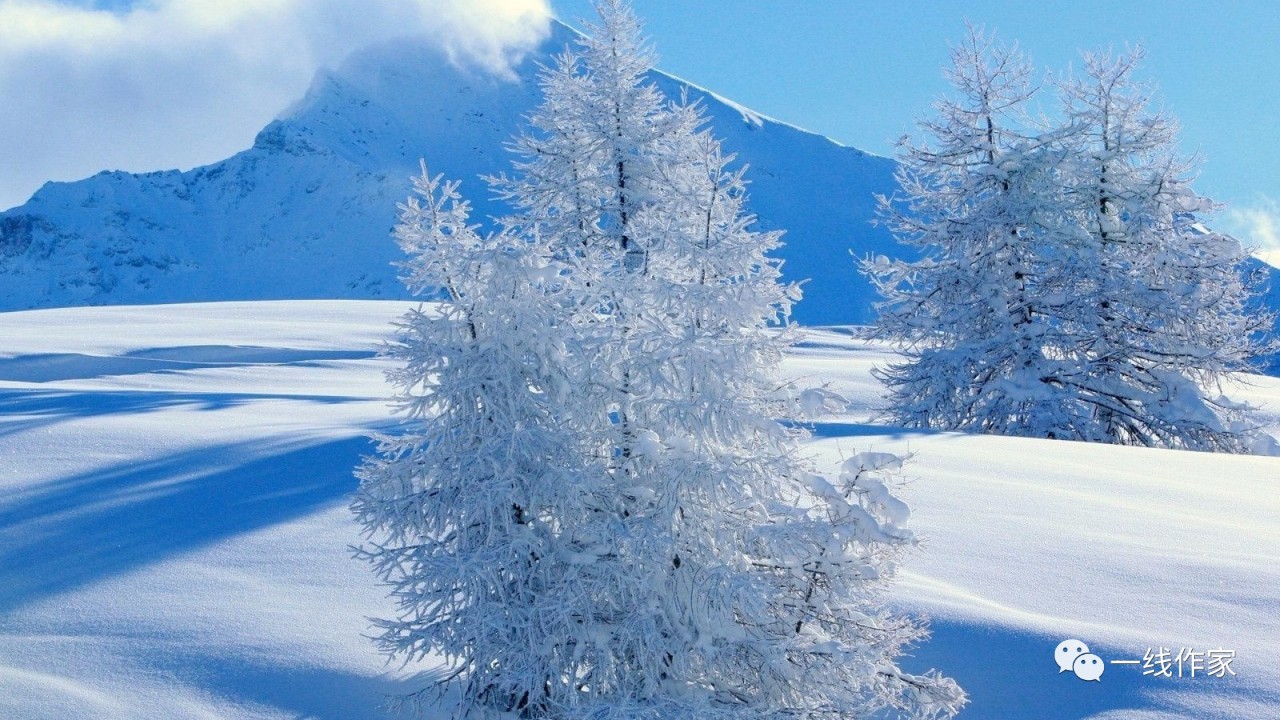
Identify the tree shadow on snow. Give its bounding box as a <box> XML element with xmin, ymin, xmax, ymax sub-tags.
<box><xmin>803</xmin><ymin>421</ymin><xmax>951</xmax><ymax>441</ymax></box>
<box><xmin>898</xmin><ymin>617</ymin><xmax>1272</xmax><ymax>719</ymax></box>
<box><xmin>158</xmin><ymin>652</ymin><xmax>425</xmax><ymax>720</ymax></box>
<box><xmin>0</xmin><ymin>346</ymin><xmax>377</xmax><ymax>383</ymax></box>
<box><xmin>0</xmin><ymin>434</ymin><xmax>377</xmax><ymax>612</ymax></box>
<box><xmin>0</xmin><ymin>388</ymin><xmax>372</xmax><ymax>439</ymax></box>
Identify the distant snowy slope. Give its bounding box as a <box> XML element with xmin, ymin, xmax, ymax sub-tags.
<box><xmin>1248</xmin><ymin>256</ymin><xmax>1280</xmax><ymax>374</ymax></box>
<box><xmin>0</xmin><ymin>21</ymin><xmax>897</xmax><ymax>326</ymax></box>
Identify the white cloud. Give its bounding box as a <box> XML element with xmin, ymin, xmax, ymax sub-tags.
<box><xmin>0</xmin><ymin>0</ymin><xmax>551</xmax><ymax>210</ymax></box>
<box><xmin>1223</xmin><ymin>195</ymin><xmax>1280</xmax><ymax>267</ymax></box>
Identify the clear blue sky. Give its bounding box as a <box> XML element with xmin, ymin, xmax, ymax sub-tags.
<box><xmin>553</xmin><ymin>1</ymin><xmax>1280</xmax><ymax>249</ymax></box>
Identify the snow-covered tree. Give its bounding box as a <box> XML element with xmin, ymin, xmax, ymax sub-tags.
<box><xmin>350</xmin><ymin>165</ymin><xmax>597</xmax><ymax>716</ymax></box>
<box><xmin>1053</xmin><ymin>47</ymin><xmax>1273</xmax><ymax>451</ymax></box>
<box><xmin>861</xmin><ymin>28</ymin><xmax>1085</xmax><ymax>436</ymax></box>
<box><xmin>863</xmin><ymin>31</ymin><xmax>1272</xmax><ymax>451</ymax></box>
<box><xmin>356</xmin><ymin>2</ymin><xmax>964</xmax><ymax>718</ymax></box>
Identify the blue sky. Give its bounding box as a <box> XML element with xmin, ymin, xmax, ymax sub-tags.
<box><xmin>552</xmin><ymin>1</ymin><xmax>1280</xmax><ymax>253</ymax></box>
<box><xmin>2</xmin><ymin>0</ymin><xmax>1276</xmax><ymax>254</ymax></box>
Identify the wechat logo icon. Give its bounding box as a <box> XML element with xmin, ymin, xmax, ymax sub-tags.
<box><xmin>1056</xmin><ymin>639</ymin><xmax>1105</xmax><ymax>682</ymax></box>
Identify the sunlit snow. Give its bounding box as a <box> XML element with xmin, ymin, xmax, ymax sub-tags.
<box><xmin>1</xmin><ymin>301</ymin><xmax>1276</xmax><ymax>719</ymax></box>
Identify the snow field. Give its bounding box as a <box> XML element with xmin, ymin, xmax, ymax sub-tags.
<box><xmin>0</xmin><ymin>303</ymin><xmax>1276</xmax><ymax>719</ymax></box>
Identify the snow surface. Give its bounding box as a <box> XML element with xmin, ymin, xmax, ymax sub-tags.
<box><xmin>1</xmin><ymin>300</ymin><xmax>1278</xmax><ymax>719</ymax></box>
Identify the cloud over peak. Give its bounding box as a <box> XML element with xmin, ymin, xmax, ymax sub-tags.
<box><xmin>0</xmin><ymin>0</ymin><xmax>551</xmax><ymax>210</ymax></box>
<box><xmin>1223</xmin><ymin>195</ymin><xmax>1280</xmax><ymax>268</ymax></box>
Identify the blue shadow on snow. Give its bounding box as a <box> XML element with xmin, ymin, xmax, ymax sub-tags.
<box><xmin>0</xmin><ymin>346</ymin><xmax>377</xmax><ymax>383</ymax></box>
<box><xmin>0</xmin><ymin>433</ymin><xmax>377</xmax><ymax>612</ymax></box>
<box><xmin>0</xmin><ymin>388</ymin><xmax>372</xmax><ymax>439</ymax></box>
<box><xmin>899</xmin><ymin>617</ymin><xmax>1268</xmax><ymax>719</ymax></box>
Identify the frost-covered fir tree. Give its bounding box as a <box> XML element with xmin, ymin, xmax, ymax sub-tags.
<box><xmin>351</xmin><ymin>166</ymin><xmax>597</xmax><ymax>716</ymax></box>
<box><xmin>1054</xmin><ymin>48</ymin><xmax>1273</xmax><ymax>451</ymax></box>
<box><xmin>355</xmin><ymin>1</ymin><xmax>964</xmax><ymax>718</ymax></box>
<box><xmin>862</xmin><ymin>31</ymin><xmax>1271</xmax><ymax>451</ymax></box>
<box><xmin>861</xmin><ymin>28</ymin><xmax>1086</xmax><ymax>437</ymax></box>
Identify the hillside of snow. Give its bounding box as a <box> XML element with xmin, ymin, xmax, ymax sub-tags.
<box><xmin>1</xmin><ymin>300</ymin><xmax>1277</xmax><ymax>720</ymax></box>
<box><xmin>0</xmin><ymin>22</ymin><xmax>897</xmax><ymax>327</ymax></box>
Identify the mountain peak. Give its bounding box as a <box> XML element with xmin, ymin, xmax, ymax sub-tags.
<box><xmin>0</xmin><ymin>27</ymin><xmax>898</xmax><ymax>324</ymax></box>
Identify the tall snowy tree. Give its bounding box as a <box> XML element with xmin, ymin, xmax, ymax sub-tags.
<box><xmin>356</xmin><ymin>2</ymin><xmax>964</xmax><ymax>718</ymax></box>
<box><xmin>861</xmin><ymin>28</ymin><xmax>1085</xmax><ymax>436</ymax></box>
<box><xmin>351</xmin><ymin>166</ymin><xmax>596</xmax><ymax>716</ymax></box>
<box><xmin>863</xmin><ymin>31</ymin><xmax>1272</xmax><ymax>451</ymax></box>
<box><xmin>1054</xmin><ymin>47</ymin><xmax>1273</xmax><ymax>451</ymax></box>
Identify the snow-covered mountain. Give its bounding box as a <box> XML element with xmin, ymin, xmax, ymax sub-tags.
<box><xmin>0</xmin><ymin>22</ymin><xmax>898</xmax><ymax>327</ymax></box>
<box><xmin>3</xmin><ymin>19</ymin><xmax>1275</xmax><ymax>343</ymax></box>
